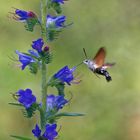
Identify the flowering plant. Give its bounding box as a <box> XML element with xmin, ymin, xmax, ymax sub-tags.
<box><xmin>9</xmin><ymin>0</ymin><xmax>84</xmax><ymax>140</ymax></box>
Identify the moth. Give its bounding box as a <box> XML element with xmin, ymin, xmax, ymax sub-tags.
<box><xmin>83</xmin><ymin>47</ymin><xmax>115</xmax><ymax>82</ymax></box>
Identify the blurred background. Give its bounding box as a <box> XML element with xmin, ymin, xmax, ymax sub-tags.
<box><xmin>1</xmin><ymin>0</ymin><xmax>140</xmax><ymax>139</ymax></box>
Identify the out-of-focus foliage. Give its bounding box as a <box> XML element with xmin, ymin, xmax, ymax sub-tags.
<box><xmin>1</xmin><ymin>0</ymin><xmax>140</xmax><ymax>140</ymax></box>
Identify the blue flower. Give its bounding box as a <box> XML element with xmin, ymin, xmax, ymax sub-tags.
<box><xmin>32</xmin><ymin>124</ymin><xmax>58</xmax><ymax>140</ymax></box>
<box><xmin>52</xmin><ymin>0</ymin><xmax>65</xmax><ymax>4</ymax></box>
<box><xmin>54</xmin><ymin>66</ymin><xmax>77</xmax><ymax>85</ymax></box>
<box><xmin>13</xmin><ymin>9</ymin><xmax>36</xmax><ymax>21</ymax></box>
<box><xmin>16</xmin><ymin>50</ymin><xmax>36</xmax><ymax>70</ymax></box>
<box><xmin>43</xmin><ymin>124</ymin><xmax>58</xmax><ymax>140</ymax></box>
<box><xmin>46</xmin><ymin>94</ymin><xmax>68</xmax><ymax>111</ymax></box>
<box><xmin>46</xmin><ymin>14</ymin><xmax>66</xmax><ymax>28</ymax></box>
<box><xmin>16</xmin><ymin>88</ymin><xmax>36</xmax><ymax>109</ymax></box>
<box><xmin>32</xmin><ymin>124</ymin><xmax>41</xmax><ymax>138</ymax></box>
<box><xmin>32</xmin><ymin>38</ymin><xmax>44</xmax><ymax>53</ymax></box>
<box><xmin>28</xmin><ymin>50</ymin><xmax>40</xmax><ymax>58</ymax></box>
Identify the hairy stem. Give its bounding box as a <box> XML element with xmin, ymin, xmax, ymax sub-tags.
<box><xmin>40</xmin><ymin>61</ymin><xmax>47</xmax><ymax>129</ymax></box>
<box><xmin>40</xmin><ymin>0</ymin><xmax>48</xmax><ymax>129</ymax></box>
<box><xmin>41</xmin><ymin>0</ymin><xmax>47</xmax><ymax>41</ymax></box>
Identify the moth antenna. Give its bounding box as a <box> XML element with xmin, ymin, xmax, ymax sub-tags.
<box><xmin>83</xmin><ymin>48</ymin><xmax>88</xmax><ymax>59</ymax></box>
<box><xmin>75</xmin><ymin>62</ymin><xmax>83</xmax><ymax>67</ymax></box>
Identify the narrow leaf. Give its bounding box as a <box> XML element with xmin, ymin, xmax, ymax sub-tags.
<box><xmin>55</xmin><ymin>112</ymin><xmax>85</xmax><ymax>117</ymax></box>
<box><xmin>10</xmin><ymin>135</ymin><xmax>32</xmax><ymax>140</ymax></box>
<box><xmin>9</xmin><ymin>103</ymin><xmax>22</xmax><ymax>107</ymax></box>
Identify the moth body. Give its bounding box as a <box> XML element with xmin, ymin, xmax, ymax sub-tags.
<box><xmin>83</xmin><ymin>59</ymin><xmax>97</xmax><ymax>72</ymax></box>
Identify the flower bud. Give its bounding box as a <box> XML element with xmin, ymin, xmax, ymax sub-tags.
<box><xmin>44</xmin><ymin>46</ymin><xmax>49</xmax><ymax>52</ymax></box>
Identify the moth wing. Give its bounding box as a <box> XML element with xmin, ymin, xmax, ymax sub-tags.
<box><xmin>93</xmin><ymin>47</ymin><xmax>106</xmax><ymax>68</ymax></box>
<box><xmin>102</xmin><ymin>62</ymin><xmax>115</xmax><ymax>69</ymax></box>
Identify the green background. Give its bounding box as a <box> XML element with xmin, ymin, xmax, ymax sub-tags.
<box><xmin>1</xmin><ymin>0</ymin><xmax>140</xmax><ymax>140</ymax></box>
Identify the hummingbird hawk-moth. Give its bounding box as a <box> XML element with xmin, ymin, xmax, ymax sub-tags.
<box><xmin>83</xmin><ymin>47</ymin><xmax>115</xmax><ymax>82</ymax></box>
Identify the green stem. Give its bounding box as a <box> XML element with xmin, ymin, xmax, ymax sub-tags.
<box><xmin>40</xmin><ymin>0</ymin><xmax>48</xmax><ymax>130</ymax></box>
<box><xmin>41</xmin><ymin>0</ymin><xmax>47</xmax><ymax>41</ymax></box>
<box><xmin>40</xmin><ymin>61</ymin><xmax>47</xmax><ymax>129</ymax></box>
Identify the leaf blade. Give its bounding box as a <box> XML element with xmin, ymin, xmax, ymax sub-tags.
<box><xmin>55</xmin><ymin>112</ymin><xmax>85</xmax><ymax>117</ymax></box>
<box><xmin>10</xmin><ymin>135</ymin><xmax>32</xmax><ymax>140</ymax></box>
<box><xmin>9</xmin><ymin>103</ymin><xmax>22</xmax><ymax>107</ymax></box>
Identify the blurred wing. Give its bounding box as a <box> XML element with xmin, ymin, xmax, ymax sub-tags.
<box><xmin>102</xmin><ymin>62</ymin><xmax>116</xmax><ymax>69</ymax></box>
<box><xmin>93</xmin><ymin>47</ymin><xmax>106</xmax><ymax>67</ymax></box>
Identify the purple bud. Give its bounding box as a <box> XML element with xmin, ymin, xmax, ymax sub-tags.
<box><xmin>27</xmin><ymin>11</ymin><xmax>37</xmax><ymax>18</ymax></box>
<box><xmin>44</xmin><ymin>46</ymin><xmax>49</xmax><ymax>52</ymax></box>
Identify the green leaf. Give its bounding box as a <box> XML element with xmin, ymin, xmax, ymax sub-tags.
<box><xmin>52</xmin><ymin>2</ymin><xmax>62</xmax><ymax>14</ymax></box>
<box><xmin>10</xmin><ymin>135</ymin><xmax>32</xmax><ymax>140</ymax></box>
<box><xmin>55</xmin><ymin>112</ymin><xmax>85</xmax><ymax>117</ymax></box>
<box><xmin>46</xmin><ymin>28</ymin><xmax>61</xmax><ymax>42</ymax></box>
<box><xmin>41</xmin><ymin>51</ymin><xmax>53</xmax><ymax>64</ymax></box>
<box><xmin>55</xmin><ymin>82</ymin><xmax>65</xmax><ymax>96</ymax></box>
<box><xmin>23</xmin><ymin>103</ymin><xmax>39</xmax><ymax>118</ymax></box>
<box><xmin>9</xmin><ymin>103</ymin><xmax>22</xmax><ymax>107</ymax></box>
<box><xmin>47</xmin><ymin>0</ymin><xmax>62</xmax><ymax>14</ymax></box>
<box><xmin>47</xmin><ymin>0</ymin><xmax>52</xmax><ymax>8</ymax></box>
<box><xmin>47</xmin><ymin>76</ymin><xmax>65</xmax><ymax>95</ymax></box>
<box><xmin>29</xmin><ymin>62</ymin><xmax>39</xmax><ymax>74</ymax></box>
<box><xmin>25</xmin><ymin>18</ymin><xmax>39</xmax><ymax>32</ymax></box>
